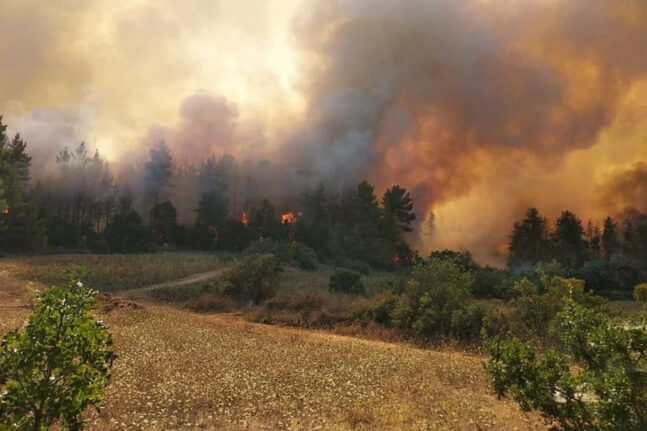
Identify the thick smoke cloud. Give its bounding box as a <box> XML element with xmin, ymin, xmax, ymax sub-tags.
<box><xmin>280</xmin><ymin>0</ymin><xmax>647</xmax><ymax>262</ymax></box>
<box><xmin>600</xmin><ymin>163</ymin><xmax>647</xmax><ymax>216</ymax></box>
<box><xmin>2</xmin><ymin>0</ymin><xmax>647</xmax><ymax>264</ymax></box>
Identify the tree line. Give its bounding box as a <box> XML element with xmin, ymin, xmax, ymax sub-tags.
<box><xmin>0</xmin><ymin>116</ymin><xmax>415</xmax><ymax>268</ymax></box>
<box><xmin>508</xmin><ymin>207</ymin><xmax>647</xmax><ymax>297</ymax></box>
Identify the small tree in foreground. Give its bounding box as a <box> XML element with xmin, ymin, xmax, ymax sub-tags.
<box><xmin>0</xmin><ymin>270</ymin><xmax>116</xmax><ymax>430</ymax></box>
<box><xmin>485</xmin><ymin>300</ymin><xmax>647</xmax><ymax>431</ymax></box>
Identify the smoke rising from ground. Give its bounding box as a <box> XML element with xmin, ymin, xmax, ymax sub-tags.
<box><xmin>2</xmin><ymin>0</ymin><xmax>647</xmax><ymax>264</ymax></box>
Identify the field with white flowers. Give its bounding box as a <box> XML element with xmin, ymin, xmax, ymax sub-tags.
<box><xmin>0</xmin><ymin>256</ymin><xmax>545</xmax><ymax>430</ymax></box>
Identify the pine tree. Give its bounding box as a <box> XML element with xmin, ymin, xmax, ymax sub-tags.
<box><xmin>553</xmin><ymin>210</ymin><xmax>587</xmax><ymax>268</ymax></box>
<box><xmin>601</xmin><ymin>216</ymin><xmax>619</xmax><ymax>261</ymax></box>
<box><xmin>144</xmin><ymin>141</ymin><xmax>173</xmax><ymax>205</ymax></box>
<box><xmin>508</xmin><ymin>208</ymin><xmax>550</xmax><ymax>268</ymax></box>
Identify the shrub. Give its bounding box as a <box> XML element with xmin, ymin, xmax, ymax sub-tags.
<box><xmin>243</xmin><ymin>239</ymin><xmax>294</xmax><ymax>262</ymax></box>
<box><xmin>0</xmin><ymin>270</ymin><xmax>116</xmax><ymax>429</ymax></box>
<box><xmin>485</xmin><ymin>300</ymin><xmax>647</xmax><ymax>431</ymax></box>
<box><xmin>223</xmin><ymin>254</ymin><xmax>283</xmax><ymax>304</ymax></box>
<box><xmin>634</xmin><ymin>283</ymin><xmax>647</xmax><ymax>302</ymax></box>
<box><xmin>450</xmin><ymin>301</ymin><xmax>491</xmax><ymax>342</ymax></box>
<box><xmin>507</xmin><ymin>274</ymin><xmax>607</xmax><ymax>343</ymax></box>
<box><xmin>329</xmin><ymin>269</ymin><xmax>365</xmax><ymax>295</ymax></box>
<box><xmin>294</xmin><ymin>245</ymin><xmax>318</xmax><ymax>270</ymax></box>
<box><xmin>390</xmin><ymin>258</ymin><xmax>474</xmax><ymax>340</ymax></box>
<box><xmin>334</xmin><ymin>257</ymin><xmax>372</xmax><ymax>275</ymax></box>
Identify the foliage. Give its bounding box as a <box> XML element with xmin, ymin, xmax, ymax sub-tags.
<box><xmin>634</xmin><ymin>283</ymin><xmax>647</xmax><ymax>302</ymax></box>
<box><xmin>334</xmin><ymin>257</ymin><xmax>372</xmax><ymax>275</ymax></box>
<box><xmin>143</xmin><ymin>141</ymin><xmax>173</xmax><ymax>204</ymax></box>
<box><xmin>0</xmin><ymin>117</ymin><xmax>47</xmax><ymax>251</ymax></box>
<box><xmin>508</xmin><ymin>208</ymin><xmax>551</xmax><ymax>268</ymax></box>
<box><xmin>243</xmin><ymin>239</ymin><xmax>318</xmax><ymax>271</ymax></box>
<box><xmin>149</xmin><ymin>201</ymin><xmax>179</xmax><ymax>246</ymax></box>
<box><xmin>243</xmin><ymin>239</ymin><xmax>294</xmax><ymax>262</ymax></box>
<box><xmin>485</xmin><ymin>300</ymin><xmax>647</xmax><ymax>430</ymax></box>
<box><xmin>222</xmin><ymin>254</ymin><xmax>283</xmax><ymax>304</ymax></box>
<box><xmin>506</xmin><ymin>274</ymin><xmax>606</xmax><ymax>343</ymax></box>
<box><xmin>329</xmin><ymin>269</ymin><xmax>365</xmax><ymax>295</ymax></box>
<box><xmin>103</xmin><ymin>195</ymin><xmax>149</xmax><ymax>252</ymax></box>
<box><xmin>389</xmin><ymin>258</ymin><xmax>480</xmax><ymax>340</ymax></box>
<box><xmin>293</xmin><ymin>245</ymin><xmax>318</xmax><ymax>270</ymax></box>
<box><xmin>473</xmin><ymin>266</ymin><xmax>515</xmax><ymax>299</ymax></box>
<box><xmin>0</xmin><ymin>270</ymin><xmax>116</xmax><ymax>429</ymax></box>
<box><xmin>553</xmin><ymin>211</ymin><xmax>587</xmax><ymax>269</ymax></box>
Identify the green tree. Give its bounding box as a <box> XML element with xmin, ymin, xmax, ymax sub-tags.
<box><xmin>144</xmin><ymin>141</ymin><xmax>173</xmax><ymax>205</ymax></box>
<box><xmin>104</xmin><ymin>191</ymin><xmax>148</xmax><ymax>252</ymax></box>
<box><xmin>382</xmin><ymin>185</ymin><xmax>416</xmax><ymax>233</ymax></box>
<box><xmin>0</xmin><ymin>117</ymin><xmax>46</xmax><ymax>251</ymax></box>
<box><xmin>553</xmin><ymin>211</ymin><xmax>587</xmax><ymax>268</ymax></box>
<box><xmin>0</xmin><ymin>178</ymin><xmax>6</xmax><ymax>233</ymax></box>
<box><xmin>601</xmin><ymin>217</ymin><xmax>619</xmax><ymax>262</ymax></box>
<box><xmin>381</xmin><ymin>185</ymin><xmax>416</xmax><ymax>264</ymax></box>
<box><xmin>485</xmin><ymin>300</ymin><xmax>647</xmax><ymax>431</ymax></box>
<box><xmin>508</xmin><ymin>208</ymin><xmax>551</xmax><ymax>268</ymax></box>
<box><xmin>0</xmin><ymin>270</ymin><xmax>116</xmax><ymax>429</ymax></box>
<box><xmin>247</xmin><ymin>199</ymin><xmax>281</xmax><ymax>240</ymax></box>
<box><xmin>149</xmin><ymin>200</ymin><xmax>178</xmax><ymax>245</ymax></box>
<box><xmin>295</xmin><ymin>184</ymin><xmax>334</xmax><ymax>256</ymax></box>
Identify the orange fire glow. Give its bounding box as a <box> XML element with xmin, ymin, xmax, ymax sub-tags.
<box><xmin>392</xmin><ymin>253</ymin><xmax>401</xmax><ymax>263</ymax></box>
<box><xmin>2</xmin><ymin>208</ymin><xmax>8</xmax><ymax>216</ymax></box>
<box><xmin>240</xmin><ymin>212</ymin><xmax>248</xmax><ymax>227</ymax></box>
<box><xmin>281</xmin><ymin>212</ymin><xmax>296</xmax><ymax>224</ymax></box>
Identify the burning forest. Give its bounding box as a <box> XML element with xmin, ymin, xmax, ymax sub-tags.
<box><xmin>0</xmin><ymin>0</ymin><xmax>647</xmax><ymax>266</ymax></box>
<box><xmin>2</xmin><ymin>2</ymin><xmax>647</xmax><ymax>430</ymax></box>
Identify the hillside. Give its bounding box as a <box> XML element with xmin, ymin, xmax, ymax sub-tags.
<box><xmin>0</xmin><ymin>265</ymin><xmax>545</xmax><ymax>430</ymax></box>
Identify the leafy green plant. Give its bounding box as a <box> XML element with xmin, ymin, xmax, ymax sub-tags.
<box><xmin>223</xmin><ymin>253</ymin><xmax>283</xmax><ymax>304</ymax></box>
<box><xmin>389</xmin><ymin>258</ymin><xmax>478</xmax><ymax>340</ymax></box>
<box><xmin>485</xmin><ymin>300</ymin><xmax>647</xmax><ymax>430</ymax></box>
<box><xmin>0</xmin><ymin>269</ymin><xmax>116</xmax><ymax>430</ymax></box>
<box><xmin>329</xmin><ymin>269</ymin><xmax>364</xmax><ymax>295</ymax></box>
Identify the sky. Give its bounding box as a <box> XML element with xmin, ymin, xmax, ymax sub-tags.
<box><xmin>2</xmin><ymin>0</ymin><xmax>647</xmax><ymax>264</ymax></box>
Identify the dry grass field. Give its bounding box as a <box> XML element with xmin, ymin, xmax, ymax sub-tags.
<box><xmin>0</xmin><ymin>257</ymin><xmax>546</xmax><ymax>430</ymax></box>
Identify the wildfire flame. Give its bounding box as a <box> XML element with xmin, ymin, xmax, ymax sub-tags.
<box><xmin>2</xmin><ymin>208</ymin><xmax>8</xmax><ymax>216</ymax></box>
<box><xmin>392</xmin><ymin>253</ymin><xmax>401</xmax><ymax>263</ymax></box>
<box><xmin>240</xmin><ymin>212</ymin><xmax>248</xmax><ymax>227</ymax></box>
<box><xmin>281</xmin><ymin>212</ymin><xmax>296</xmax><ymax>224</ymax></box>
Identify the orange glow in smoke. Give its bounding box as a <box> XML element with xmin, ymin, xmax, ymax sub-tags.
<box><xmin>240</xmin><ymin>212</ymin><xmax>249</xmax><ymax>227</ymax></box>
<box><xmin>2</xmin><ymin>208</ymin><xmax>8</xmax><ymax>216</ymax></box>
<box><xmin>281</xmin><ymin>212</ymin><xmax>296</xmax><ymax>224</ymax></box>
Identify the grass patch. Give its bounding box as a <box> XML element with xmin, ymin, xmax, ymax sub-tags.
<box><xmin>2</xmin><ymin>253</ymin><xmax>224</xmax><ymax>292</ymax></box>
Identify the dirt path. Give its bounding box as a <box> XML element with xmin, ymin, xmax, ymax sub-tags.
<box><xmin>120</xmin><ymin>268</ymin><xmax>226</xmax><ymax>299</ymax></box>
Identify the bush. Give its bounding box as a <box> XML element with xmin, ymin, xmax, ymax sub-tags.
<box><xmin>334</xmin><ymin>257</ymin><xmax>372</xmax><ymax>275</ymax></box>
<box><xmin>329</xmin><ymin>269</ymin><xmax>365</xmax><ymax>295</ymax></box>
<box><xmin>485</xmin><ymin>300</ymin><xmax>647</xmax><ymax>431</ymax></box>
<box><xmin>294</xmin><ymin>245</ymin><xmax>318</xmax><ymax>270</ymax></box>
<box><xmin>390</xmin><ymin>258</ymin><xmax>475</xmax><ymax>340</ymax></box>
<box><xmin>0</xmin><ymin>270</ymin><xmax>116</xmax><ymax>429</ymax></box>
<box><xmin>635</xmin><ymin>283</ymin><xmax>647</xmax><ymax>302</ymax></box>
<box><xmin>223</xmin><ymin>254</ymin><xmax>283</xmax><ymax>304</ymax></box>
<box><xmin>507</xmin><ymin>274</ymin><xmax>607</xmax><ymax>343</ymax></box>
<box><xmin>243</xmin><ymin>239</ymin><xmax>294</xmax><ymax>262</ymax></box>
